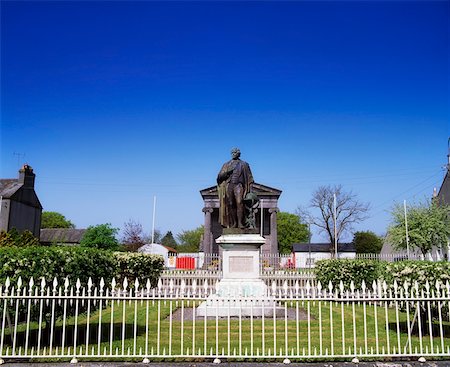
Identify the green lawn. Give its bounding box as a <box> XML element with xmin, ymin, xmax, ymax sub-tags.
<box><xmin>2</xmin><ymin>298</ymin><xmax>450</xmax><ymax>359</ymax></box>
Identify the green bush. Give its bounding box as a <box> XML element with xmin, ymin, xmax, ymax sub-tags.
<box><xmin>115</xmin><ymin>252</ymin><xmax>165</xmax><ymax>288</ymax></box>
<box><xmin>315</xmin><ymin>259</ymin><xmax>385</xmax><ymax>290</ymax></box>
<box><xmin>381</xmin><ymin>260</ymin><xmax>450</xmax><ymax>288</ymax></box>
<box><xmin>0</xmin><ymin>246</ymin><xmax>165</xmax><ymax>288</ymax></box>
<box><xmin>315</xmin><ymin>259</ymin><xmax>450</xmax><ymax>291</ymax></box>
<box><xmin>0</xmin><ymin>246</ymin><xmax>117</xmax><ymax>286</ymax></box>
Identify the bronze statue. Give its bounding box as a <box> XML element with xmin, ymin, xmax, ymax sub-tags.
<box><xmin>217</xmin><ymin>148</ymin><xmax>256</xmax><ymax>228</ymax></box>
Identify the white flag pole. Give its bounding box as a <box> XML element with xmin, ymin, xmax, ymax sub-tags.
<box><xmin>404</xmin><ymin>200</ymin><xmax>410</xmax><ymax>259</ymax></box>
<box><xmin>334</xmin><ymin>193</ymin><xmax>338</xmax><ymax>259</ymax></box>
<box><xmin>260</xmin><ymin>199</ymin><xmax>264</xmax><ymax>236</ymax></box>
<box><xmin>151</xmin><ymin>196</ymin><xmax>156</xmax><ymax>244</ymax></box>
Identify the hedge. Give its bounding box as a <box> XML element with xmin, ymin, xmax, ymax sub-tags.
<box><xmin>115</xmin><ymin>251</ymin><xmax>165</xmax><ymax>288</ymax></box>
<box><xmin>382</xmin><ymin>260</ymin><xmax>450</xmax><ymax>288</ymax></box>
<box><xmin>0</xmin><ymin>246</ymin><xmax>164</xmax><ymax>288</ymax></box>
<box><xmin>314</xmin><ymin>259</ymin><xmax>384</xmax><ymax>289</ymax></box>
<box><xmin>315</xmin><ymin>259</ymin><xmax>450</xmax><ymax>290</ymax></box>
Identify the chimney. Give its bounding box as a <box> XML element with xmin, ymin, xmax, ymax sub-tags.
<box><xmin>18</xmin><ymin>164</ymin><xmax>35</xmax><ymax>188</ymax></box>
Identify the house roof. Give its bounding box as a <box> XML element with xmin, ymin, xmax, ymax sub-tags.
<box><xmin>293</xmin><ymin>242</ymin><xmax>356</xmax><ymax>253</ymax></box>
<box><xmin>40</xmin><ymin>228</ymin><xmax>86</xmax><ymax>244</ymax></box>
<box><xmin>437</xmin><ymin>170</ymin><xmax>450</xmax><ymax>206</ymax></box>
<box><xmin>0</xmin><ymin>179</ymin><xmax>22</xmax><ymax>199</ymax></box>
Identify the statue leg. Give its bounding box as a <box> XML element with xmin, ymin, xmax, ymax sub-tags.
<box><xmin>226</xmin><ymin>184</ymin><xmax>237</xmax><ymax>228</ymax></box>
<box><xmin>234</xmin><ymin>184</ymin><xmax>245</xmax><ymax>228</ymax></box>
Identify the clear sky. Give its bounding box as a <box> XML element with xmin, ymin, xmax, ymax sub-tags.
<box><xmin>1</xmin><ymin>1</ymin><xmax>449</xmax><ymax>242</ymax></box>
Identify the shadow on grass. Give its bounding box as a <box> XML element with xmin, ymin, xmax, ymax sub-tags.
<box><xmin>3</xmin><ymin>321</ymin><xmax>148</xmax><ymax>349</ymax></box>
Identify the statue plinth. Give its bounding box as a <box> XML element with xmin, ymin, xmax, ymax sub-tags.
<box><xmin>216</xmin><ymin>233</ymin><xmax>265</xmax><ymax>280</ymax></box>
<box><xmin>196</xmin><ymin>233</ymin><xmax>283</xmax><ymax>317</ymax></box>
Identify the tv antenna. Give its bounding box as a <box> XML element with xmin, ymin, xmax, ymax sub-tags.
<box><xmin>13</xmin><ymin>152</ymin><xmax>25</xmax><ymax>169</ymax></box>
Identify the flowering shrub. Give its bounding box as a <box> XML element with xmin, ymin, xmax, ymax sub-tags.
<box><xmin>315</xmin><ymin>259</ymin><xmax>450</xmax><ymax>291</ymax></box>
<box><xmin>0</xmin><ymin>246</ymin><xmax>164</xmax><ymax>288</ymax></box>
<box><xmin>114</xmin><ymin>252</ymin><xmax>164</xmax><ymax>287</ymax></box>
<box><xmin>381</xmin><ymin>260</ymin><xmax>450</xmax><ymax>288</ymax></box>
<box><xmin>315</xmin><ymin>259</ymin><xmax>384</xmax><ymax>289</ymax></box>
<box><xmin>0</xmin><ymin>246</ymin><xmax>117</xmax><ymax>286</ymax></box>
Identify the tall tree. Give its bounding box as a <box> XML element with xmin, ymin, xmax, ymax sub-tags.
<box><xmin>301</xmin><ymin>184</ymin><xmax>370</xmax><ymax>255</ymax></box>
<box><xmin>121</xmin><ymin>219</ymin><xmax>144</xmax><ymax>252</ymax></box>
<box><xmin>41</xmin><ymin>211</ymin><xmax>75</xmax><ymax>228</ymax></box>
<box><xmin>80</xmin><ymin>223</ymin><xmax>120</xmax><ymax>251</ymax></box>
<box><xmin>161</xmin><ymin>231</ymin><xmax>178</xmax><ymax>249</ymax></box>
<box><xmin>177</xmin><ymin>226</ymin><xmax>204</xmax><ymax>253</ymax></box>
<box><xmin>387</xmin><ymin>200</ymin><xmax>450</xmax><ymax>256</ymax></box>
<box><xmin>276</xmin><ymin>212</ymin><xmax>309</xmax><ymax>254</ymax></box>
<box><xmin>352</xmin><ymin>231</ymin><xmax>383</xmax><ymax>254</ymax></box>
<box><xmin>142</xmin><ymin>229</ymin><xmax>162</xmax><ymax>244</ymax></box>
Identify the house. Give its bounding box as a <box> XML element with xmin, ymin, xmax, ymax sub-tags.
<box><xmin>138</xmin><ymin>243</ymin><xmax>178</xmax><ymax>267</ymax></box>
<box><xmin>435</xmin><ymin>141</ymin><xmax>450</xmax><ymax>206</ymax></box>
<box><xmin>0</xmin><ymin>165</ymin><xmax>42</xmax><ymax>238</ymax></box>
<box><xmin>292</xmin><ymin>242</ymin><xmax>356</xmax><ymax>268</ymax></box>
<box><xmin>40</xmin><ymin>228</ymin><xmax>87</xmax><ymax>246</ymax></box>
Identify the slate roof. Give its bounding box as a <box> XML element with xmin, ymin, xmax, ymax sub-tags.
<box><xmin>40</xmin><ymin>228</ymin><xmax>86</xmax><ymax>244</ymax></box>
<box><xmin>293</xmin><ymin>242</ymin><xmax>356</xmax><ymax>253</ymax></box>
<box><xmin>437</xmin><ymin>170</ymin><xmax>450</xmax><ymax>206</ymax></box>
<box><xmin>0</xmin><ymin>179</ymin><xmax>22</xmax><ymax>198</ymax></box>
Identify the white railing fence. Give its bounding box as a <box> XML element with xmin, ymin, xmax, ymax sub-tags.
<box><xmin>1</xmin><ymin>276</ymin><xmax>450</xmax><ymax>363</ymax></box>
<box><xmin>355</xmin><ymin>253</ymin><xmax>446</xmax><ymax>262</ymax></box>
<box><xmin>168</xmin><ymin>252</ymin><xmax>442</xmax><ymax>272</ymax></box>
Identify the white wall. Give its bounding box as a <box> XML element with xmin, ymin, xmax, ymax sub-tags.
<box><xmin>295</xmin><ymin>251</ymin><xmax>356</xmax><ymax>268</ymax></box>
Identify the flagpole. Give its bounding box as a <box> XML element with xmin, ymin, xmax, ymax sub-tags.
<box><xmin>334</xmin><ymin>193</ymin><xmax>337</xmax><ymax>259</ymax></box>
<box><xmin>260</xmin><ymin>199</ymin><xmax>264</xmax><ymax>236</ymax></box>
<box><xmin>404</xmin><ymin>200</ymin><xmax>410</xmax><ymax>259</ymax></box>
<box><xmin>151</xmin><ymin>196</ymin><xmax>156</xmax><ymax>244</ymax></box>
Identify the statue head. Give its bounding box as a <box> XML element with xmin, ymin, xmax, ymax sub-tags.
<box><xmin>231</xmin><ymin>147</ymin><xmax>241</xmax><ymax>159</ymax></box>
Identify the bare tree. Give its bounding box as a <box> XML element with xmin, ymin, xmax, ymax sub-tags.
<box><xmin>122</xmin><ymin>219</ymin><xmax>145</xmax><ymax>252</ymax></box>
<box><xmin>300</xmin><ymin>184</ymin><xmax>370</xmax><ymax>256</ymax></box>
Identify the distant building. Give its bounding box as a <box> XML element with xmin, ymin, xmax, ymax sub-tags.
<box><xmin>138</xmin><ymin>243</ymin><xmax>177</xmax><ymax>267</ymax></box>
<box><xmin>292</xmin><ymin>242</ymin><xmax>356</xmax><ymax>268</ymax></box>
<box><xmin>435</xmin><ymin>141</ymin><xmax>450</xmax><ymax>206</ymax></box>
<box><xmin>40</xmin><ymin>228</ymin><xmax>87</xmax><ymax>246</ymax></box>
<box><xmin>0</xmin><ymin>165</ymin><xmax>42</xmax><ymax>238</ymax></box>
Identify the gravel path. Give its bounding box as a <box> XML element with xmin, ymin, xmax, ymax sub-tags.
<box><xmin>170</xmin><ymin>306</ymin><xmax>311</xmax><ymax>321</ymax></box>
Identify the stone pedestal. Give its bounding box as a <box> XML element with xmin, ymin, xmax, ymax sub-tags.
<box><xmin>196</xmin><ymin>233</ymin><xmax>282</xmax><ymax>317</ymax></box>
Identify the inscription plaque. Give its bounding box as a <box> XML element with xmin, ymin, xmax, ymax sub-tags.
<box><xmin>229</xmin><ymin>256</ymin><xmax>253</xmax><ymax>273</ymax></box>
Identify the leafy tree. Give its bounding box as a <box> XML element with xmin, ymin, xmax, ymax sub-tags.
<box><xmin>387</xmin><ymin>200</ymin><xmax>450</xmax><ymax>256</ymax></box>
<box><xmin>161</xmin><ymin>231</ymin><xmax>178</xmax><ymax>249</ymax></box>
<box><xmin>352</xmin><ymin>231</ymin><xmax>383</xmax><ymax>253</ymax></box>
<box><xmin>177</xmin><ymin>226</ymin><xmax>204</xmax><ymax>253</ymax></box>
<box><xmin>80</xmin><ymin>223</ymin><xmax>120</xmax><ymax>251</ymax></box>
<box><xmin>121</xmin><ymin>219</ymin><xmax>145</xmax><ymax>251</ymax></box>
<box><xmin>142</xmin><ymin>229</ymin><xmax>162</xmax><ymax>244</ymax></box>
<box><xmin>41</xmin><ymin>211</ymin><xmax>75</xmax><ymax>228</ymax></box>
<box><xmin>300</xmin><ymin>184</ymin><xmax>370</xmax><ymax>256</ymax></box>
<box><xmin>276</xmin><ymin>212</ymin><xmax>309</xmax><ymax>254</ymax></box>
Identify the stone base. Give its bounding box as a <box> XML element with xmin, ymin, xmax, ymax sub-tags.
<box><xmin>216</xmin><ymin>278</ymin><xmax>267</xmax><ymax>297</ymax></box>
<box><xmin>196</xmin><ymin>296</ymin><xmax>284</xmax><ymax>317</ymax></box>
<box><xmin>196</xmin><ymin>233</ymin><xmax>283</xmax><ymax>317</ymax></box>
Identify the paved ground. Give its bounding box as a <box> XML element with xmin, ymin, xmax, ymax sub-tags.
<box><xmin>2</xmin><ymin>361</ymin><xmax>450</xmax><ymax>367</ymax></box>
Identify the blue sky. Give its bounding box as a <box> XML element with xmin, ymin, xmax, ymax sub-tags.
<box><xmin>1</xmin><ymin>1</ymin><xmax>449</xmax><ymax>242</ymax></box>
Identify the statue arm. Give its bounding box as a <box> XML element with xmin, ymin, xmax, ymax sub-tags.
<box><xmin>217</xmin><ymin>162</ymin><xmax>233</xmax><ymax>184</ymax></box>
